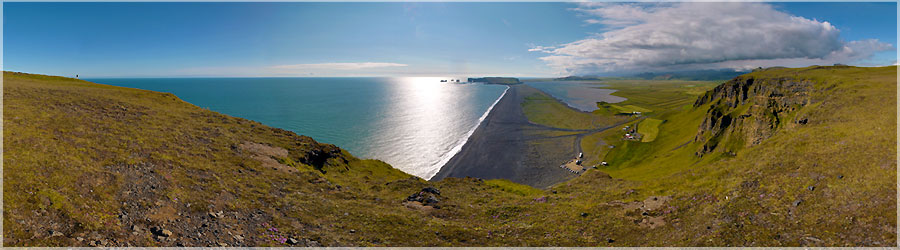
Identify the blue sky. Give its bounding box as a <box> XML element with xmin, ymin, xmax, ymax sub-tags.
<box><xmin>3</xmin><ymin>2</ymin><xmax>897</xmax><ymax>77</ymax></box>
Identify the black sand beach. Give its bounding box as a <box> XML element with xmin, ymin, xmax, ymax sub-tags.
<box><xmin>432</xmin><ymin>85</ymin><xmax>625</xmax><ymax>188</ymax></box>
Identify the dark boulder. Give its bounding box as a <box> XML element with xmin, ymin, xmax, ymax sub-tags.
<box><xmin>424</xmin><ymin>196</ymin><xmax>440</xmax><ymax>205</ymax></box>
<box><xmin>422</xmin><ymin>187</ymin><xmax>441</xmax><ymax>195</ymax></box>
<box><xmin>406</xmin><ymin>187</ymin><xmax>443</xmax><ymax>208</ymax></box>
<box><xmin>296</xmin><ymin>141</ymin><xmax>346</xmax><ymax>170</ymax></box>
<box><xmin>150</xmin><ymin>226</ymin><xmax>172</xmax><ymax>237</ymax></box>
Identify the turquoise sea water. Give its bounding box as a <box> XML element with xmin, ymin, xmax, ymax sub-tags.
<box><xmin>87</xmin><ymin>77</ymin><xmax>508</xmax><ymax>179</ymax></box>
<box><xmin>526</xmin><ymin>81</ymin><xmax>626</xmax><ymax>112</ymax></box>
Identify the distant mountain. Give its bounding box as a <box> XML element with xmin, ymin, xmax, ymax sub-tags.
<box><xmin>631</xmin><ymin>69</ymin><xmax>749</xmax><ymax>81</ymax></box>
<box><xmin>559</xmin><ymin>69</ymin><xmax>750</xmax><ymax>81</ymax></box>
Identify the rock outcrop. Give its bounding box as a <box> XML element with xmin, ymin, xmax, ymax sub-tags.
<box><xmin>405</xmin><ymin>187</ymin><xmax>442</xmax><ymax>208</ymax></box>
<box><xmin>693</xmin><ymin>75</ymin><xmax>815</xmax><ymax>156</ymax></box>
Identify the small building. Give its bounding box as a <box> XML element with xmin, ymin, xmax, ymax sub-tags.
<box><xmin>601</xmin><ymin>161</ymin><xmax>608</xmax><ymax>166</ymax></box>
<box><xmin>578</xmin><ymin>152</ymin><xmax>583</xmax><ymax>159</ymax></box>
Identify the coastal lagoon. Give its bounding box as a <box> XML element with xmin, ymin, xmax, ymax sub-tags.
<box><xmin>88</xmin><ymin>77</ymin><xmax>507</xmax><ymax>179</ymax></box>
<box><xmin>526</xmin><ymin>81</ymin><xmax>626</xmax><ymax>112</ymax></box>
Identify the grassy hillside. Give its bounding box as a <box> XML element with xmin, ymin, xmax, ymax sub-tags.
<box><xmin>4</xmin><ymin>66</ymin><xmax>896</xmax><ymax>247</ymax></box>
<box><xmin>596</xmin><ymin>66</ymin><xmax>897</xmax><ymax>245</ymax></box>
<box><xmin>572</xmin><ymin>79</ymin><xmax>717</xmax><ymax>166</ymax></box>
<box><xmin>2</xmin><ymin>72</ymin><xmax>522</xmax><ymax>247</ymax></box>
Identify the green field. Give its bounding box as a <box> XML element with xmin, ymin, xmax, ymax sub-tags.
<box><xmin>637</xmin><ymin>118</ymin><xmax>663</xmax><ymax>142</ymax></box>
<box><xmin>570</xmin><ymin>79</ymin><xmax>719</xmax><ymax>165</ymax></box>
<box><xmin>579</xmin><ymin>121</ymin><xmax>638</xmax><ymax>166</ymax></box>
<box><xmin>520</xmin><ymin>89</ymin><xmax>625</xmax><ymax>130</ymax></box>
<box><xmin>606</xmin><ymin>104</ymin><xmax>652</xmax><ymax>114</ymax></box>
<box><xmin>546</xmin><ymin>67</ymin><xmax>896</xmax><ymax>246</ymax></box>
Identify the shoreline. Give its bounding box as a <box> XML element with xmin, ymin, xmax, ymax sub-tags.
<box><xmin>431</xmin><ymin>85</ymin><xmax>580</xmax><ymax>188</ymax></box>
<box><xmin>424</xmin><ymin>86</ymin><xmax>510</xmax><ymax>180</ymax></box>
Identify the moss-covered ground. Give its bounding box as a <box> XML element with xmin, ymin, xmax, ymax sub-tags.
<box><xmin>5</xmin><ymin>66</ymin><xmax>896</xmax><ymax>247</ymax></box>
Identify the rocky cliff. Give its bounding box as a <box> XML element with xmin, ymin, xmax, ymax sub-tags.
<box><xmin>692</xmin><ymin>71</ymin><xmax>818</xmax><ymax>156</ymax></box>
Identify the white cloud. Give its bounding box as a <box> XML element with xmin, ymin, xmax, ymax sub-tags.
<box><xmin>527</xmin><ymin>45</ymin><xmax>556</xmax><ymax>52</ymax></box>
<box><xmin>271</xmin><ymin>62</ymin><xmax>408</xmax><ymax>70</ymax></box>
<box><xmin>533</xmin><ymin>2</ymin><xmax>895</xmax><ymax>75</ymax></box>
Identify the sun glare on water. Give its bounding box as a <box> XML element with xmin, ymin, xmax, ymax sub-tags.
<box><xmin>367</xmin><ymin>76</ymin><xmax>481</xmax><ymax>178</ymax></box>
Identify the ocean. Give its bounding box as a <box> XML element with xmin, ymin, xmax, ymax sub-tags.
<box><xmin>87</xmin><ymin>77</ymin><xmax>508</xmax><ymax>179</ymax></box>
<box><xmin>526</xmin><ymin>81</ymin><xmax>626</xmax><ymax>111</ymax></box>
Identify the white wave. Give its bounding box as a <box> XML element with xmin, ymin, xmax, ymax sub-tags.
<box><xmin>423</xmin><ymin>86</ymin><xmax>510</xmax><ymax>180</ymax></box>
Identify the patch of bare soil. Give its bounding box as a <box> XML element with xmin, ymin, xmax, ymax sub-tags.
<box><xmin>613</xmin><ymin>195</ymin><xmax>673</xmax><ymax>229</ymax></box>
<box><xmin>239</xmin><ymin>142</ymin><xmax>296</xmax><ymax>173</ymax></box>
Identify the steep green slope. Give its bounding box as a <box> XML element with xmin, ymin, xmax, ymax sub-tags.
<box><xmin>1</xmin><ymin>72</ymin><xmax>527</xmax><ymax>247</ymax></box>
<box><xmin>596</xmin><ymin>66</ymin><xmax>897</xmax><ymax>245</ymax></box>
<box><xmin>4</xmin><ymin>66</ymin><xmax>896</xmax><ymax>247</ymax></box>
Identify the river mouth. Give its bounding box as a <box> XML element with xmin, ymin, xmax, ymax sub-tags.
<box><xmin>526</xmin><ymin>81</ymin><xmax>627</xmax><ymax>112</ymax></box>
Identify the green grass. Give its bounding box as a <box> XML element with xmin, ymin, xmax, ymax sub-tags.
<box><xmin>637</xmin><ymin>118</ymin><xmax>663</xmax><ymax>142</ymax></box>
<box><xmin>521</xmin><ymin>90</ymin><xmax>624</xmax><ymax>130</ymax></box>
<box><xmin>606</xmin><ymin>104</ymin><xmax>652</xmax><ymax>114</ymax></box>
<box><xmin>578</xmin><ymin>120</ymin><xmax>641</xmax><ymax>167</ymax></box>
<box><xmin>595</xmin><ymin>66</ymin><xmax>896</xmax><ymax>245</ymax></box>
<box><xmin>598</xmin><ymin>80</ymin><xmax>720</xmax><ymax>112</ymax></box>
<box><xmin>484</xmin><ymin>179</ymin><xmax>543</xmax><ymax>196</ymax></box>
<box><xmin>571</xmin><ymin>80</ymin><xmax>718</xmax><ymax>167</ymax></box>
<box><xmin>572</xmin><ymin>66</ymin><xmax>896</xmax><ymax>246</ymax></box>
<box><xmin>5</xmin><ymin>66</ymin><xmax>896</xmax><ymax>247</ymax></box>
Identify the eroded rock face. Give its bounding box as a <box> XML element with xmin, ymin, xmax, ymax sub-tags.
<box><xmin>260</xmin><ymin>127</ymin><xmax>348</xmax><ymax>172</ymax></box>
<box><xmin>299</xmin><ymin>144</ymin><xmax>344</xmax><ymax>170</ymax></box>
<box><xmin>693</xmin><ymin>76</ymin><xmax>814</xmax><ymax>156</ymax></box>
<box><xmin>288</xmin><ymin>134</ymin><xmax>347</xmax><ymax>171</ymax></box>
